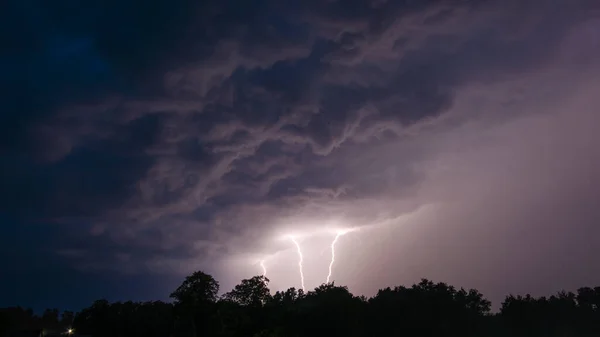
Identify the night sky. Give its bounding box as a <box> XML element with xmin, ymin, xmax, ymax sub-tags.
<box><xmin>2</xmin><ymin>0</ymin><xmax>600</xmax><ymax>311</ymax></box>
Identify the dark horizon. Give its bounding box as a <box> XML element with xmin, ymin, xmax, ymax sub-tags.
<box><xmin>3</xmin><ymin>272</ymin><xmax>600</xmax><ymax>337</ymax></box>
<box><xmin>2</xmin><ymin>271</ymin><xmax>600</xmax><ymax>314</ymax></box>
<box><xmin>2</xmin><ymin>0</ymin><xmax>600</xmax><ymax>313</ymax></box>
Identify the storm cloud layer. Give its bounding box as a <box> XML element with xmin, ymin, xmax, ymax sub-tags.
<box><xmin>2</xmin><ymin>0</ymin><xmax>600</xmax><ymax>309</ymax></box>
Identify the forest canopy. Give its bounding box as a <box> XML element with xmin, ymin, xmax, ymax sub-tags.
<box><xmin>2</xmin><ymin>271</ymin><xmax>600</xmax><ymax>337</ymax></box>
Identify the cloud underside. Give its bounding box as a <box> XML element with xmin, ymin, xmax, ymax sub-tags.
<box><xmin>2</xmin><ymin>0</ymin><xmax>600</xmax><ymax>304</ymax></box>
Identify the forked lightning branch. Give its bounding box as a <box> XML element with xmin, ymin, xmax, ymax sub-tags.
<box><xmin>257</xmin><ymin>228</ymin><xmax>358</xmax><ymax>291</ymax></box>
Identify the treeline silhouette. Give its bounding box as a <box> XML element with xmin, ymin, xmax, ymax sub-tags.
<box><xmin>2</xmin><ymin>271</ymin><xmax>600</xmax><ymax>337</ymax></box>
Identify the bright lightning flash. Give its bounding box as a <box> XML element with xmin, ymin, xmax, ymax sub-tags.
<box><xmin>289</xmin><ymin>236</ymin><xmax>306</xmax><ymax>291</ymax></box>
<box><xmin>259</xmin><ymin>260</ymin><xmax>267</xmax><ymax>277</ymax></box>
<box><xmin>326</xmin><ymin>228</ymin><xmax>356</xmax><ymax>284</ymax></box>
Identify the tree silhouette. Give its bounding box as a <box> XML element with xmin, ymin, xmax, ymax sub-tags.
<box><xmin>170</xmin><ymin>271</ymin><xmax>219</xmax><ymax>337</ymax></box>
<box><xmin>368</xmin><ymin>279</ymin><xmax>490</xmax><ymax>337</ymax></box>
<box><xmin>272</xmin><ymin>282</ymin><xmax>365</xmax><ymax>337</ymax></box>
<box><xmin>60</xmin><ymin>310</ymin><xmax>74</xmax><ymax>329</ymax></box>
<box><xmin>576</xmin><ymin>286</ymin><xmax>600</xmax><ymax>335</ymax></box>
<box><xmin>170</xmin><ymin>270</ymin><xmax>220</xmax><ymax>305</ymax></box>
<box><xmin>5</xmin><ymin>272</ymin><xmax>600</xmax><ymax>337</ymax></box>
<box><xmin>41</xmin><ymin>308</ymin><xmax>60</xmax><ymax>330</ymax></box>
<box><xmin>71</xmin><ymin>300</ymin><xmax>173</xmax><ymax>337</ymax></box>
<box><xmin>223</xmin><ymin>276</ymin><xmax>271</xmax><ymax>307</ymax></box>
<box><xmin>219</xmin><ymin>276</ymin><xmax>273</xmax><ymax>337</ymax></box>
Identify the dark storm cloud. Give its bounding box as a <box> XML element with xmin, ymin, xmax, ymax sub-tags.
<box><xmin>2</xmin><ymin>0</ymin><xmax>600</xmax><ymax>307</ymax></box>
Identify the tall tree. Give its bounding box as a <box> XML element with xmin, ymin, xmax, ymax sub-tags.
<box><xmin>219</xmin><ymin>276</ymin><xmax>272</xmax><ymax>337</ymax></box>
<box><xmin>171</xmin><ymin>271</ymin><xmax>220</xmax><ymax>305</ymax></box>
<box><xmin>223</xmin><ymin>276</ymin><xmax>271</xmax><ymax>307</ymax></box>
<box><xmin>294</xmin><ymin>283</ymin><xmax>366</xmax><ymax>337</ymax></box>
<box><xmin>170</xmin><ymin>271</ymin><xmax>219</xmax><ymax>337</ymax></box>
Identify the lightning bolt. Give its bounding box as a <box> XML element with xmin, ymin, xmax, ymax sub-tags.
<box><xmin>327</xmin><ymin>229</ymin><xmax>356</xmax><ymax>284</ymax></box>
<box><xmin>289</xmin><ymin>236</ymin><xmax>305</xmax><ymax>291</ymax></box>
<box><xmin>326</xmin><ymin>232</ymin><xmax>343</xmax><ymax>284</ymax></box>
<box><xmin>259</xmin><ymin>260</ymin><xmax>267</xmax><ymax>277</ymax></box>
